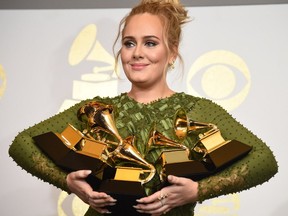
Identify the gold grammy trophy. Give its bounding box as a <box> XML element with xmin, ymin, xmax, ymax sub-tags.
<box><xmin>34</xmin><ymin>101</ymin><xmax>155</xmax><ymax>216</ymax></box>
<box><xmin>148</xmin><ymin>126</ymin><xmax>210</xmax><ymax>183</ymax></box>
<box><xmin>155</xmin><ymin>109</ymin><xmax>252</xmax><ymax>183</ymax></box>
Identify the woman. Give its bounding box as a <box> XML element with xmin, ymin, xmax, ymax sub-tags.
<box><xmin>9</xmin><ymin>0</ymin><xmax>278</xmax><ymax>216</ymax></box>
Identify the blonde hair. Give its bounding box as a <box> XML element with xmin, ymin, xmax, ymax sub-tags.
<box><xmin>113</xmin><ymin>0</ymin><xmax>190</xmax><ymax>73</ymax></box>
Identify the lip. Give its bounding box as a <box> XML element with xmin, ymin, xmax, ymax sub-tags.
<box><xmin>130</xmin><ymin>63</ymin><xmax>149</xmax><ymax>71</ymax></box>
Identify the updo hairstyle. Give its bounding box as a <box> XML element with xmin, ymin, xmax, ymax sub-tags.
<box><xmin>113</xmin><ymin>0</ymin><xmax>190</xmax><ymax>72</ymax></box>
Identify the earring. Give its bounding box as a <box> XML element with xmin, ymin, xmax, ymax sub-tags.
<box><xmin>169</xmin><ymin>61</ymin><xmax>175</xmax><ymax>70</ymax></box>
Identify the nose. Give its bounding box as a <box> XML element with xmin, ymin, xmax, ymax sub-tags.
<box><xmin>133</xmin><ymin>45</ymin><xmax>143</xmax><ymax>60</ymax></box>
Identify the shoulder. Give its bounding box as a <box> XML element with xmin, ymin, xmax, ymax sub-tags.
<box><xmin>176</xmin><ymin>92</ymin><xmax>225</xmax><ymax>111</ymax></box>
<box><xmin>81</xmin><ymin>94</ymin><xmax>124</xmax><ymax>105</ymax></box>
<box><xmin>177</xmin><ymin>93</ymin><xmax>230</xmax><ymax>122</ymax></box>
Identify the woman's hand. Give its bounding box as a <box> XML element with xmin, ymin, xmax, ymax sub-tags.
<box><xmin>66</xmin><ymin>170</ymin><xmax>117</xmax><ymax>214</ymax></box>
<box><xmin>134</xmin><ymin>175</ymin><xmax>198</xmax><ymax>215</ymax></box>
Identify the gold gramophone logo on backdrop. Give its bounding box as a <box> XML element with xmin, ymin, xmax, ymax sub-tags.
<box><xmin>59</xmin><ymin>24</ymin><xmax>118</xmax><ymax>112</ymax></box>
<box><xmin>187</xmin><ymin>50</ymin><xmax>251</xmax><ymax>111</ymax></box>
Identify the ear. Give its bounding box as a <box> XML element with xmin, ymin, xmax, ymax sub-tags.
<box><xmin>169</xmin><ymin>44</ymin><xmax>178</xmax><ymax>64</ymax></box>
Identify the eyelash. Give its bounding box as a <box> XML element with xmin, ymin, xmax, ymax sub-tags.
<box><xmin>123</xmin><ymin>40</ymin><xmax>158</xmax><ymax>48</ymax></box>
<box><xmin>123</xmin><ymin>41</ymin><xmax>135</xmax><ymax>48</ymax></box>
<box><xmin>146</xmin><ymin>41</ymin><xmax>158</xmax><ymax>47</ymax></box>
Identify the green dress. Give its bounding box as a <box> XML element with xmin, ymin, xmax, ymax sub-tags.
<box><xmin>8</xmin><ymin>92</ymin><xmax>278</xmax><ymax>216</ymax></box>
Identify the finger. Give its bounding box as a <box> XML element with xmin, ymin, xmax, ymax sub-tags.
<box><xmin>90</xmin><ymin>191</ymin><xmax>110</xmax><ymax>199</ymax></box>
<box><xmin>91</xmin><ymin>206</ymin><xmax>112</xmax><ymax>214</ymax></box>
<box><xmin>167</xmin><ymin>175</ymin><xmax>180</xmax><ymax>184</ymax></box>
<box><xmin>136</xmin><ymin>190</ymin><xmax>163</xmax><ymax>204</ymax></box>
<box><xmin>74</xmin><ymin>170</ymin><xmax>92</xmax><ymax>179</ymax></box>
<box><xmin>135</xmin><ymin>190</ymin><xmax>169</xmax><ymax>213</ymax></box>
<box><xmin>167</xmin><ymin>175</ymin><xmax>189</xmax><ymax>187</ymax></box>
<box><xmin>90</xmin><ymin>194</ymin><xmax>117</xmax><ymax>203</ymax></box>
<box><xmin>136</xmin><ymin>199</ymin><xmax>168</xmax><ymax>215</ymax></box>
<box><xmin>153</xmin><ymin>208</ymin><xmax>170</xmax><ymax>216</ymax></box>
<box><xmin>89</xmin><ymin>198</ymin><xmax>116</xmax><ymax>208</ymax></box>
<box><xmin>88</xmin><ymin>192</ymin><xmax>117</xmax><ymax>206</ymax></box>
<box><xmin>88</xmin><ymin>196</ymin><xmax>116</xmax><ymax>214</ymax></box>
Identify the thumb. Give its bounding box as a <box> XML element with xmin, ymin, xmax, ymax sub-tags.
<box><xmin>167</xmin><ymin>175</ymin><xmax>181</xmax><ymax>185</ymax></box>
<box><xmin>75</xmin><ymin>170</ymin><xmax>92</xmax><ymax>179</ymax></box>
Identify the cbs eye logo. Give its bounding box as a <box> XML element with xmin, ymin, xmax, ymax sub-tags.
<box><xmin>187</xmin><ymin>50</ymin><xmax>251</xmax><ymax>111</ymax></box>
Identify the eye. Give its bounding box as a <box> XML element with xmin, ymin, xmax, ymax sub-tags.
<box><xmin>145</xmin><ymin>40</ymin><xmax>158</xmax><ymax>47</ymax></box>
<box><xmin>123</xmin><ymin>40</ymin><xmax>135</xmax><ymax>48</ymax></box>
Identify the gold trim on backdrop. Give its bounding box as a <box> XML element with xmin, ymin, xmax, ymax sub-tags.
<box><xmin>58</xmin><ymin>191</ymin><xmax>89</xmax><ymax>216</ymax></box>
<box><xmin>59</xmin><ymin>24</ymin><xmax>118</xmax><ymax>112</ymax></box>
<box><xmin>0</xmin><ymin>64</ymin><xmax>7</xmax><ymax>98</ymax></box>
<box><xmin>195</xmin><ymin>194</ymin><xmax>240</xmax><ymax>216</ymax></box>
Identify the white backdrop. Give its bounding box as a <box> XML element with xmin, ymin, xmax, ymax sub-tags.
<box><xmin>0</xmin><ymin>4</ymin><xmax>287</xmax><ymax>216</ymax></box>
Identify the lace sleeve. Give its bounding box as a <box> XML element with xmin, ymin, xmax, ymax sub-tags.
<box><xmin>8</xmin><ymin>100</ymin><xmax>90</xmax><ymax>192</ymax></box>
<box><xmin>188</xmin><ymin>99</ymin><xmax>278</xmax><ymax>202</ymax></box>
<box><xmin>9</xmin><ymin>128</ymin><xmax>70</xmax><ymax>192</ymax></box>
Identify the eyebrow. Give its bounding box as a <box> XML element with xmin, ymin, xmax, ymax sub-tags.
<box><xmin>122</xmin><ymin>35</ymin><xmax>160</xmax><ymax>41</ymax></box>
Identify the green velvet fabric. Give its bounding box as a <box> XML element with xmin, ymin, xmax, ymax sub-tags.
<box><xmin>9</xmin><ymin>92</ymin><xmax>278</xmax><ymax>216</ymax></box>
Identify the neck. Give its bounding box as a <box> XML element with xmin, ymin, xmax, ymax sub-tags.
<box><xmin>127</xmin><ymin>85</ymin><xmax>175</xmax><ymax>104</ymax></box>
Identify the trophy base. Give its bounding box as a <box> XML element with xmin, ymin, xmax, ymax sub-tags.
<box><xmin>163</xmin><ymin>160</ymin><xmax>210</xmax><ymax>181</ymax></box>
<box><xmin>205</xmin><ymin>139</ymin><xmax>252</xmax><ymax>170</ymax></box>
<box><xmin>159</xmin><ymin>150</ymin><xmax>210</xmax><ymax>181</ymax></box>
<box><xmin>160</xmin><ymin>139</ymin><xmax>252</xmax><ymax>182</ymax></box>
<box><xmin>33</xmin><ymin>132</ymin><xmax>106</xmax><ymax>172</ymax></box>
<box><xmin>86</xmin><ymin>174</ymin><xmax>148</xmax><ymax>216</ymax></box>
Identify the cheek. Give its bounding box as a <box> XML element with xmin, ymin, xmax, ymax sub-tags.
<box><xmin>147</xmin><ymin>53</ymin><xmax>160</xmax><ymax>63</ymax></box>
<box><xmin>120</xmin><ymin>49</ymin><xmax>131</xmax><ymax>63</ymax></box>
<box><xmin>120</xmin><ymin>51</ymin><xmax>125</xmax><ymax>63</ymax></box>
<box><xmin>148</xmin><ymin>49</ymin><xmax>168</xmax><ymax>64</ymax></box>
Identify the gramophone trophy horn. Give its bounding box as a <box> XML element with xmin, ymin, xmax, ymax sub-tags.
<box><xmin>110</xmin><ymin>136</ymin><xmax>156</xmax><ymax>184</ymax></box>
<box><xmin>77</xmin><ymin>101</ymin><xmax>123</xmax><ymax>145</ymax></box>
<box><xmin>147</xmin><ymin>128</ymin><xmax>190</xmax><ymax>158</ymax></box>
<box><xmin>174</xmin><ymin>108</ymin><xmax>218</xmax><ymax>141</ymax></box>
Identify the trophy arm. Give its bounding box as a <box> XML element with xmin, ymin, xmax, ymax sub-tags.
<box><xmin>174</xmin><ymin>108</ymin><xmax>218</xmax><ymax>140</ymax></box>
<box><xmin>147</xmin><ymin>129</ymin><xmax>190</xmax><ymax>157</ymax></box>
<box><xmin>188</xmin><ymin>121</ymin><xmax>217</xmax><ymax>131</ymax></box>
<box><xmin>109</xmin><ymin>141</ymin><xmax>156</xmax><ymax>184</ymax></box>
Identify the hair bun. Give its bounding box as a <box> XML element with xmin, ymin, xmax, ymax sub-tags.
<box><xmin>139</xmin><ymin>0</ymin><xmax>189</xmax><ymax>25</ymax></box>
<box><xmin>141</xmin><ymin>0</ymin><xmax>180</xmax><ymax>3</ymax></box>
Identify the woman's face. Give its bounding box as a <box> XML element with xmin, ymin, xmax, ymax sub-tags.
<box><xmin>121</xmin><ymin>13</ymin><xmax>174</xmax><ymax>88</ymax></box>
